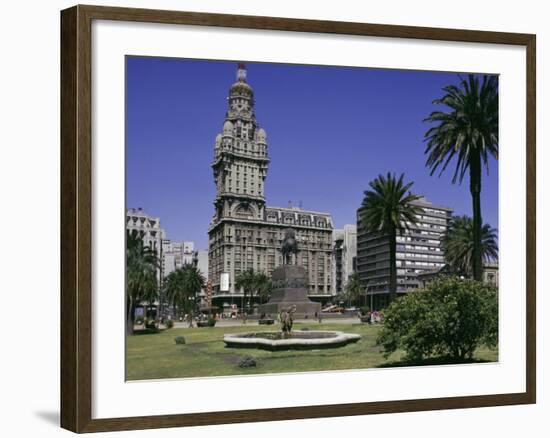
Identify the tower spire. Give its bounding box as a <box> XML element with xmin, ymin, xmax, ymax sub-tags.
<box><xmin>237</xmin><ymin>63</ymin><xmax>247</xmax><ymax>82</ymax></box>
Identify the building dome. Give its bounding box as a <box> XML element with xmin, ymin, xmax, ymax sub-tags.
<box><xmin>230</xmin><ymin>81</ymin><xmax>253</xmax><ymax>96</ymax></box>
<box><xmin>257</xmin><ymin>128</ymin><xmax>267</xmax><ymax>142</ymax></box>
<box><xmin>215</xmin><ymin>133</ymin><xmax>222</xmax><ymax>147</ymax></box>
<box><xmin>223</xmin><ymin>120</ymin><xmax>233</xmax><ymax>135</ymax></box>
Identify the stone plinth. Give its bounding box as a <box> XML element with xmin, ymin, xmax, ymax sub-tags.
<box><xmin>259</xmin><ymin>265</ymin><xmax>321</xmax><ymax>319</ymax></box>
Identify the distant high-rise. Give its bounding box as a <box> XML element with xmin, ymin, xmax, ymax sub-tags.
<box><xmin>332</xmin><ymin>225</ymin><xmax>357</xmax><ymax>295</ymax></box>
<box><xmin>208</xmin><ymin>64</ymin><xmax>334</xmax><ymax>307</ymax></box>
<box><xmin>356</xmin><ymin>197</ymin><xmax>452</xmax><ymax>309</ymax></box>
<box><xmin>161</xmin><ymin>240</ymin><xmax>195</xmax><ymax>277</ymax></box>
<box><xmin>196</xmin><ymin>250</ymin><xmax>209</xmax><ymax>280</ymax></box>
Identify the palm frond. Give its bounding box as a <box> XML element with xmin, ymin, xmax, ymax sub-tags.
<box><xmin>360</xmin><ymin>172</ymin><xmax>422</xmax><ymax>236</ymax></box>
<box><xmin>443</xmin><ymin>215</ymin><xmax>499</xmax><ymax>276</ymax></box>
<box><xmin>423</xmin><ymin>74</ymin><xmax>499</xmax><ymax>185</ymax></box>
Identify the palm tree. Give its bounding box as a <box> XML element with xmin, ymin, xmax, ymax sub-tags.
<box><xmin>443</xmin><ymin>215</ymin><xmax>498</xmax><ymax>277</ymax></box>
<box><xmin>360</xmin><ymin>173</ymin><xmax>422</xmax><ymax>303</ymax></box>
<box><xmin>164</xmin><ymin>264</ymin><xmax>205</xmax><ymax>327</ymax></box>
<box><xmin>126</xmin><ymin>231</ymin><xmax>159</xmax><ymax>335</ymax></box>
<box><xmin>182</xmin><ymin>265</ymin><xmax>205</xmax><ymax>326</ymax></box>
<box><xmin>235</xmin><ymin>269</ymin><xmax>256</xmax><ymax>323</ymax></box>
<box><xmin>424</xmin><ymin>74</ymin><xmax>498</xmax><ymax>281</ymax></box>
<box><xmin>345</xmin><ymin>272</ymin><xmax>363</xmax><ymax>307</ymax></box>
<box><xmin>255</xmin><ymin>272</ymin><xmax>273</xmax><ymax>304</ymax></box>
<box><xmin>164</xmin><ymin>269</ymin><xmax>186</xmax><ymax>320</ymax></box>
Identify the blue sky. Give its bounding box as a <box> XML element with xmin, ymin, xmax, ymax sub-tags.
<box><xmin>126</xmin><ymin>57</ymin><xmax>498</xmax><ymax>250</ymax></box>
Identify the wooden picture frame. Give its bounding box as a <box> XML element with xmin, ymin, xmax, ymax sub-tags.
<box><xmin>60</xmin><ymin>4</ymin><xmax>536</xmax><ymax>433</ymax></box>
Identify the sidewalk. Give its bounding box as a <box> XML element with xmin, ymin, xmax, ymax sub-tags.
<box><xmin>171</xmin><ymin>317</ymin><xmax>361</xmax><ymax>328</ymax></box>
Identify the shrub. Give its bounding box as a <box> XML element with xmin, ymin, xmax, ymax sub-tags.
<box><xmin>239</xmin><ymin>355</ymin><xmax>257</xmax><ymax>368</ymax></box>
<box><xmin>135</xmin><ymin>316</ymin><xmax>144</xmax><ymax>326</ymax></box>
<box><xmin>207</xmin><ymin>318</ymin><xmax>216</xmax><ymax>327</ymax></box>
<box><xmin>164</xmin><ymin>319</ymin><xmax>174</xmax><ymax>329</ymax></box>
<box><xmin>174</xmin><ymin>336</ymin><xmax>186</xmax><ymax>345</ymax></box>
<box><xmin>360</xmin><ymin>306</ymin><xmax>370</xmax><ymax>316</ymax></box>
<box><xmin>377</xmin><ymin>277</ymin><xmax>498</xmax><ymax>361</ymax></box>
<box><xmin>259</xmin><ymin>318</ymin><xmax>274</xmax><ymax>325</ymax></box>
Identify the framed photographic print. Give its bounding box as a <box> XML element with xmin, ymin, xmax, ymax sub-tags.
<box><xmin>60</xmin><ymin>4</ymin><xmax>536</xmax><ymax>433</ymax></box>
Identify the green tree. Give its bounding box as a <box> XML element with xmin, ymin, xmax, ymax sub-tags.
<box><xmin>360</xmin><ymin>173</ymin><xmax>422</xmax><ymax>303</ymax></box>
<box><xmin>345</xmin><ymin>272</ymin><xmax>363</xmax><ymax>307</ymax></box>
<box><xmin>235</xmin><ymin>269</ymin><xmax>273</xmax><ymax>322</ymax></box>
<box><xmin>424</xmin><ymin>74</ymin><xmax>498</xmax><ymax>281</ymax></box>
<box><xmin>337</xmin><ymin>273</ymin><xmax>363</xmax><ymax>307</ymax></box>
<box><xmin>443</xmin><ymin>215</ymin><xmax>498</xmax><ymax>277</ymax></box>
<box><xmin>255</xmin><ymin>272</ymin><xmax>273</xmax><ymax>304</ymax></box>
<box><xmin>235</xmin><ymin>269</ymin><xmax>257</xmax><ymax>323</ymax></box>
<box><xmin>126</xmin><ymin>231</ymin><xmax>159</xmax><ymax>335</ymax></box>
<box><xmin>164</xmin><ymin>264</ymin><xmax>205</xmax><ymax>327</ymax></box>
<box><xmin>377</xmin><ymin>277</ymin><xmax>498</xmax><ymax>361</ymax></box>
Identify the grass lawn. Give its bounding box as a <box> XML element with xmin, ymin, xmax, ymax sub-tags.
<box><xmin>126</xmin><ymin>322</ymin><xmax>498</xmax><ymax>381</ymax></box>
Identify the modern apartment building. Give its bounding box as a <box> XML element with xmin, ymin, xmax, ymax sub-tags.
<box><xmin>356</xmin><ymin>197</ymin><xmax>452</xmax><ymax>309</ymax></box>
<box><xmin>161</xmin><ymin>240</ymin><xmax>196</xmax><ymax>277</ymax></box>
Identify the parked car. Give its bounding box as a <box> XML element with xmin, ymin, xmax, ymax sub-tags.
<box><xmin>321</xmin><ymin>305</ymin><xmax>344</xmax><ymax>313</ymax></box>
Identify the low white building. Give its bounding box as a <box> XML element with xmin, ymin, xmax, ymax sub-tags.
<box><xmin>126</xmin><ymin>208</ymin><xmax>165</xmax><ymax>255</ymax></box>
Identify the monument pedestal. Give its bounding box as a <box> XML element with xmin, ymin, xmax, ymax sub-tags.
<box><xmin>259</xmin><ymin>265</ymin><xmax>321</xmax><ymax>319</ymax></box>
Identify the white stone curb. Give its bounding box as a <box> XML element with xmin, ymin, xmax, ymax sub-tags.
<box><xmin>223</xmin><ymin>330</ymin><xmax>361</xmax><ymax>348</ymax></box>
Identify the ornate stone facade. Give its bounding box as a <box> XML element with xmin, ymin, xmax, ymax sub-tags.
<box><xmin>208</xmin><ymin>64</ymin><xmax>333</xmax><ymax>303</ymax></box>
<box><xmin>126</xmin><ymin>208</ymin><xmax>165</xmax><ymax>254</ymax></box>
